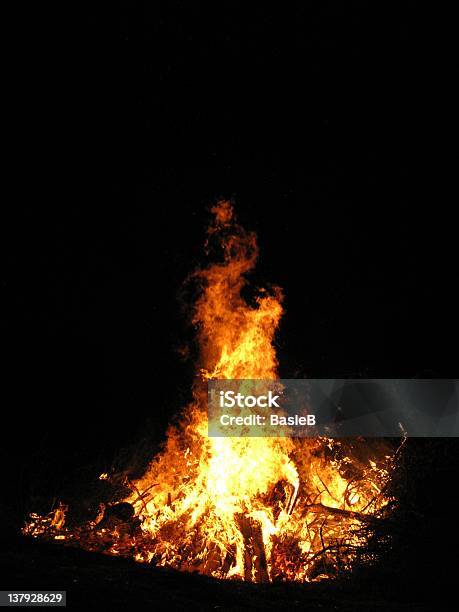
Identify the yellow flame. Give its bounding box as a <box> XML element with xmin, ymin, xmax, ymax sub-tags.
<box><xmin>24</xmin><ymin>201</ymin><xmax>395</xmax><ymax>582</ymax></box>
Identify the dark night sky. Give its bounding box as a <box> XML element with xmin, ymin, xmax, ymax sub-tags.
<box><xmin>3</xmin><ymin>3</ymin><xmax>457</xmax><ymax>524</ymax></box>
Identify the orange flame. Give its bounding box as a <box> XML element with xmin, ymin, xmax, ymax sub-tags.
<box><xmin>24</xmin><ymin>201</ymin><xmax>396</xmax><ymax>582</ymax></box>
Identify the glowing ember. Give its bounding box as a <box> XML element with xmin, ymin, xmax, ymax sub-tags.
<box><xmin>24</xmin><ymin>201</ymin><xmax>397</xmax><ymax>582</ymax></box>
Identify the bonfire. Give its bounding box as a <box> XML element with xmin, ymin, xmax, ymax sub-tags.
<box><xmin>24</xmin><ymin>201</ymin><xmax>398</xmax><ymax>583</ymax></box>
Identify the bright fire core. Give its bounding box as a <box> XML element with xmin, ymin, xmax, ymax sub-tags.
<box><xmin>25</xmin><ymin>202</ymin><xmax>397</xmax><ymax>582</ymax></box>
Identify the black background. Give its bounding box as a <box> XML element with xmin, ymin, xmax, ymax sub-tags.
<box><xmin>3</xmin><ymin>0</ymin><xmax>457</xmax><ymax>568</ymax></box>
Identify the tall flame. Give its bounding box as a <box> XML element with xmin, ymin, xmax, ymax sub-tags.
<box><xmin>25</xmin><ymin>201</ymin><xmax>396</xmax><ymax>582</ymax></box>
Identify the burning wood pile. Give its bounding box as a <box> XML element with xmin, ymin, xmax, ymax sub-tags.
<box><xmin>24</xmin><ymin>202</ymin><xmax>398</xmax><ymax>582</ymax></box>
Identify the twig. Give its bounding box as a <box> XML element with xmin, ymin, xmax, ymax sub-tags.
<box><xmin>303</xmin><ymin>503</ymin><xmax>376</xmax><ymax>522</ymax></box>
<box><xmin>128</xmin><ymin>480</ymin><xmax>157</xmax><ymax>515</ymax></box>
<box><xmin>319</xmin><ymin>520</ymin><xmax>326</xmax><ymax>552</ymax></box>
<box><xmin>316</xmin><ymin>472</ymin><xmax>338</xmax><ymax>503</ymax></box>
<box><xmin>307</xmin><ymin>543</ymin><xmax>360</xmax><ymax>564</ymax></box>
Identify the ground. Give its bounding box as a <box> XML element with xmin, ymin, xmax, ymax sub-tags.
<box><xmin>1</xmin><ymin>536</ymin><xmax>444</xmax><ymax>611</ymax></box>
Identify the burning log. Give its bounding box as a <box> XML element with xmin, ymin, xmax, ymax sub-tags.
<box><xmin>236</xmin><ymin>514</ymin><xmax>269</xmax><ymax>583</ymax></box>
<box><xmin>97</xmin><ymin>503</ymin><xmax>141</xmax><ymax>539</ymax></box>
<box><xmin>202</xmin><ymin>541</ymin><xmax>224</xmax><ymax>576</ymax></box>
<box><xmin>267</xmin><ymin>480</ymin><xmax>299</xmax><ymax>519</ymax></box>
<box><xmin>220</xmin><ymin>545</ymin><xmax>237</xmax><ymax>577</ymax></box>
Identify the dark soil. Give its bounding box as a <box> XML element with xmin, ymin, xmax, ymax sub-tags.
<box><xmin>1</xmin><ymin>535</ymin><xmax>447</xmax><ymax>611</ymax></box>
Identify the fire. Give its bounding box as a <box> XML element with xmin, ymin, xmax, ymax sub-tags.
<box><xmin>24</xmin><ymin>201</ymin><xmax>397</xmax><ymax>582</ymax></box>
